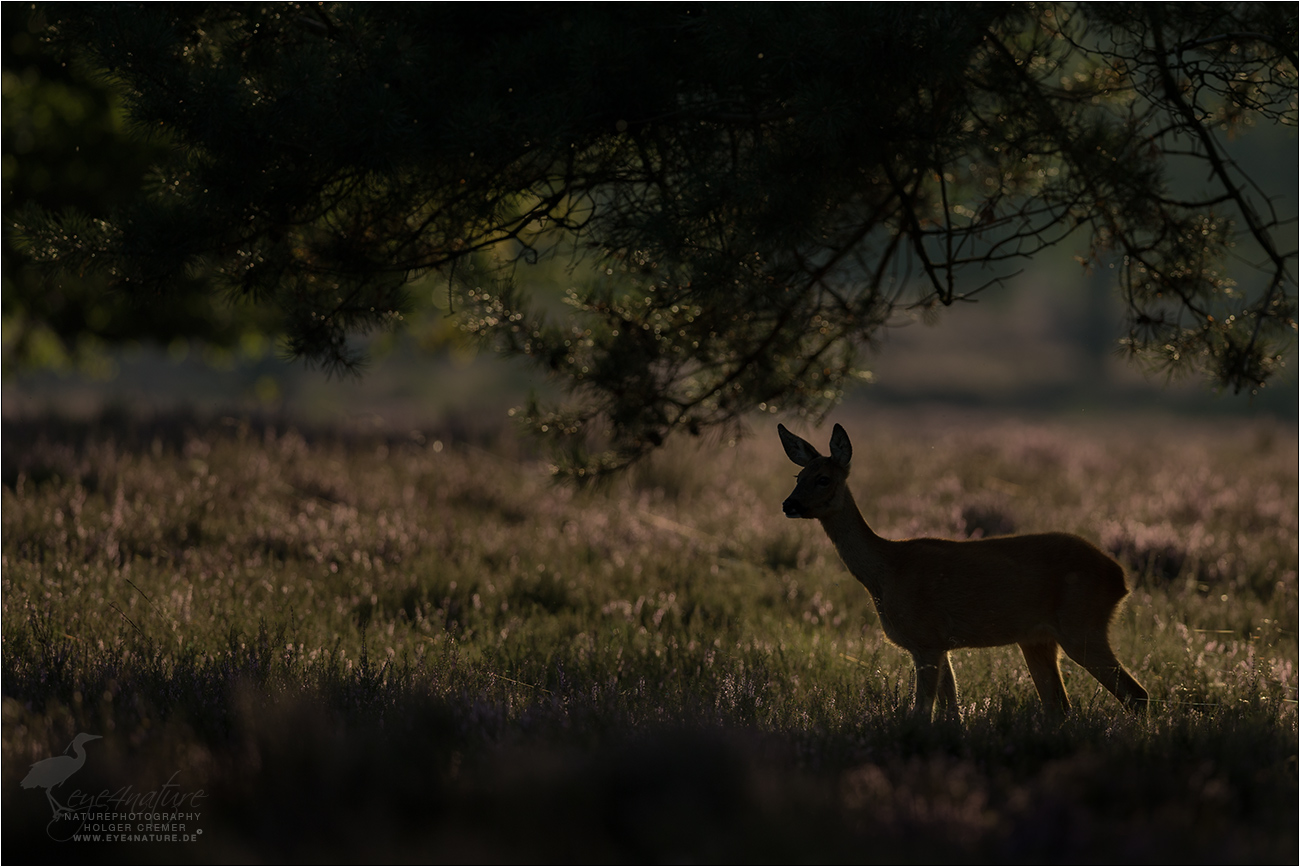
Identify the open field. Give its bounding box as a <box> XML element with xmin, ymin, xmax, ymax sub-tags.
<box><xmin>3</xmin><ymin>407</ymin><xmax>1296</xmax><ymax>862</ymax></box>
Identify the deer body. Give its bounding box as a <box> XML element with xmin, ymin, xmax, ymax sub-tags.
<box><xmin>779</xmin><ymin>423</ymin><xmax>1148</xmax><ymax>720</ymax></box>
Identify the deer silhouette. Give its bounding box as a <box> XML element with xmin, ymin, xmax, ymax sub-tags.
<box><xmin>21</xmin><ymin>732</ymin><xmax>101</xmax><ymax>819</ymax></box>
<box><xmin>778</xmin><ymin>423</ymin><xmax>1148</xmax><ymax>720</ymax></box>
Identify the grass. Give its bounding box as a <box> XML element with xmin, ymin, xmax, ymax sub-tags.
<box><xmin>2</xmin><ymin>407</ymin><xmax>1296</xmax><ymax>862</ymax></box>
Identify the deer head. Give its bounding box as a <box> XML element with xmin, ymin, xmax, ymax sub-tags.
<box><xmin>778</xmin><ymin>423</ymin><xmax>853</xmax><ymax>520</ymax></box>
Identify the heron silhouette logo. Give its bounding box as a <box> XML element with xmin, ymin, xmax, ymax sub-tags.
<box><xmin>20</xmin><ymin>732</ymin><xmax>207</xmax><ymax>845</ymax></box>
<box><xmin>22</xmin><ymin>732</ymin><xmax>101</xmax><ymax>830</ymax></box>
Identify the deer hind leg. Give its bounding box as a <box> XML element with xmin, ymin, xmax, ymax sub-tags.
<box><xmin>910</xmin><ymin>650</ymin><xmax>953</xmax><ymax>721</ymax></box>
<box><xmin>1019</xmin><ymin>640</ymin><xmax>1069</xmax><ymax>717</ymax></box>
<box><xmin>1058</xmin><ymin>633</ymin><xmax>1148</xmax><ymax>713</ymax></box>
<box><xmin>936</xmin><ymin>653</ymin><xmax>960</xmax><ymax>720</ymax></box>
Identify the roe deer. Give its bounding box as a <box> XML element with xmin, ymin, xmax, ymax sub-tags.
<box><xmin>778</xmin><ymin>423</ymin><xmax>1148</xmax><ymax>720</ymax></box>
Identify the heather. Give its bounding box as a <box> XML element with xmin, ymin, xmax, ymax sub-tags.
<box><xmin>2</xmin><ymin>408</ymin><xmax>1296</xmax><ymax>862</ymax></box>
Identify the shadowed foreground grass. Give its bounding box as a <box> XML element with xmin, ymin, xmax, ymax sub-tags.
<box><xmin>3</xmin><ymin>408</ymin><xmax>1296</xmax><ymax>862</ymax></box>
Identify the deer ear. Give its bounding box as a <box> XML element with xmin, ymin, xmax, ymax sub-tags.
<box><xmin>829</xmin><ymin>423</ymin><xmax>852</xmax><ymax>469</ymax></box>
<box><xmin>778</xmin><ymin>424</ymin><xmax>821</xmax><ymax>467</ymax></box>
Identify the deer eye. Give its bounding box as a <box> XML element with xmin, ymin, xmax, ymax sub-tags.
<box><xmin>815</xmin><ymin>475</ymin><xmax>831</xmax><ymax>487</ymax></box>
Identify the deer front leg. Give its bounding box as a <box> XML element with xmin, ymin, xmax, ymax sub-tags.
<box><xmin>910</xmin><ymin>650</ymin><xmax>951</xmax><ymax>721</ymax></box>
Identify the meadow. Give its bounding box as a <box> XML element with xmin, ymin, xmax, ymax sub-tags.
<box><xmin>2</xmin><ymin>406</ymin><xmax>1296</xmax><ymax>862</ymax></box>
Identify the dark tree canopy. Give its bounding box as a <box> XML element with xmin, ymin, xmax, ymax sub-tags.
<box><xmin>0</xmin><ymin>3</ymin><xmax>268</xmax><ymax>373</ymax></box>
<box><xmin>12</xmin><ymin>3</ymin><xmax>1298</xmax><ymax>474</ymax></box>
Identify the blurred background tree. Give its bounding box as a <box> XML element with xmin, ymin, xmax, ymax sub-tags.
<box><xmin>7</xmin><ymin>3</ymin><xmax>1296</xmax><ymax>474</ymax></box>
<box><xmin>1</xmin><ymin>4</ymin><xmax>278</xmax><ymax>377</ymax></box>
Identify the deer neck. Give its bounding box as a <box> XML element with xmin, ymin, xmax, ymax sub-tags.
<box><xmin>817</xmin><ymin>488</ymin><xmax>891</xmax><ymax>600</ymax></box>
